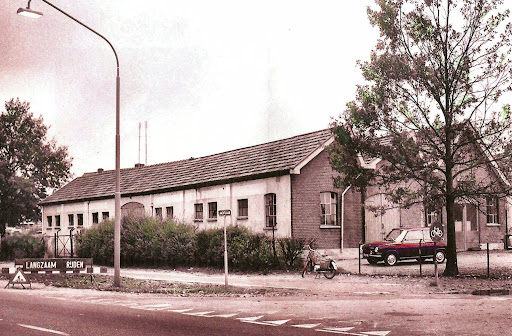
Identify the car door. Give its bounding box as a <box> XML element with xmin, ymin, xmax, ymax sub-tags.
<box><xmin>401</xmin><ymin>230</ymin><xmax>424</xmax><ymax>259</ymax></box>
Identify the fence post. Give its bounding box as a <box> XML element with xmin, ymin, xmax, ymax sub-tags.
<box><xmin>419</xmin><ymin>240</ymin><xmax>422</xmax><ymax>276</ymax></box>
<box><xmin>487</xmin><ymin>243</ymin><xmax>490</xmax><ymax>278</ymax></box>
<box><xmin>54</xmin><ymin>232</ymin><xmax>58</xmax><ymax>257</ymax></box>
<box><xmin>70</xmin><ymin>229</ymin><xmax>74</xmax><ymax>258</ymax></box>
<box><xmin>358</xmin><ymin>242</ymin><xmax>362</xmax><ymax>275</ymax></box>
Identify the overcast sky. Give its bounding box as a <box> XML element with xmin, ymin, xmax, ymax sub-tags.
<box><xmin>1</xmin><ymin>0</ymin><xmax>380</xmax><ymax>177</ymax></box>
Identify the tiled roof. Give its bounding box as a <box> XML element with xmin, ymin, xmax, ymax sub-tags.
<box><xmin>40</xmin><ymin>129</ymin><xmax>333</xmax><ymax>205</ymax></box>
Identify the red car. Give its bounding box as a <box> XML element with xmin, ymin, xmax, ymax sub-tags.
<box><xmin>361</xmin><ymin>227</ymin><xmax>446</xmax><ymax>266</ymax></box>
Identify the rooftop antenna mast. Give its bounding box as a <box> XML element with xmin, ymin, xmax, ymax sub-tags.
<box><xmin>138</xmin><ymin>122</ymin><xmax>141</xmax><ymax>164</ymax></box>
<box><xmin>145</xmin><ymin>121</ymin><xmax>148</xmax><ymax>166</ymax></box>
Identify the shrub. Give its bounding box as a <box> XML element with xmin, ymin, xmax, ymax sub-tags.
<box><xmin>0</xmin><ymin>233</ymin><xmax>45</xmax><ymax>260</ymax></box>
<box><xmin>195</xmin><ymin>226</ymin><xmax>275</xmax><ymax>272</ymax></box>
<box><xmin>277</xmin><ymin>237</ymin><xmax>305</xmax><ymax>270</ymax></box>
<box><xmin>75</xmin><ymin>220</ymin><xmax>114</xmax><ymax>266</ymax></box>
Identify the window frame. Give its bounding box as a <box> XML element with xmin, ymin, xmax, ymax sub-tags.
<box><xmin>166</xmin><ymin>206</ymin><xmax>173</xmax><ymax>219</ymax></box>
<box><xmin>47</xmin><ymin>216</ymin><xmax>53</xmax><ymax>228</ymax></box>
<box><xmin>68</xmin><ymin>214</ymin><xmax>74</xmax><ymax>227</ymax></box>
<box><xmin>55</xmin><ymin>215</ymin><xmax>61</xmax><ymax>228</ymax></box>
<box><xmin>92</xmin><ymin>212</ymin><xmax>99</xmax><ymax>225</ymax></box>
<box><xmin>194</xmin><ymin>203</ymin><xmax>204</xmax><ymax>221</ymax></box>
<box><xmin>208</xmin><ymin>202</ymin><xmax>217</xmax><ymax>220</ymax></box>
<box><xmin>102</xmin><ymin>212</ymin><xmax>109</xmax><ymax>221</ymax></box>
<box><xmin>77</xmin><ymin>214</ymin><xmax>84</xmax><ymax>227</ymax></box>
<box><xmin>155</xmin><ymin>207</ymin><xmax>163</xmax><ymax>219</ymax></box>
<box><xmin>320</xmin><ymin>192</ymin><xmax>338</xmax><ymax>227</ymax></box>
<box><xmin>264</xmin><ymin>193</ymin><xmax>277</xmax><ymax>228</ymax></box>
<box><xmin>486</xmin><ymin>197</ymin><xmax>500</xmax><ymax>226</ymax></box>
<box><xmin>237</xmin><ymin>199</ymin><xmax>248</xmax><ymax>219</ymax></box>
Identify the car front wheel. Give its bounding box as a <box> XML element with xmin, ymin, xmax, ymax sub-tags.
<box><xmin>384</xmin><ymin>253</ymin><xmax>398</xmax><ymax>266</ymax></box>
<box><xmin>435</xmin><ymin>250</ymin><xmax>446</xmax><ymax>263</ymax></box>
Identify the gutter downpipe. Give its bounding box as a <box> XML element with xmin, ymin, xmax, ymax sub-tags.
<box><xmin>341</xmin><ymin>186</ymin><xmax>351</xmax><ymax>252</ymax></box>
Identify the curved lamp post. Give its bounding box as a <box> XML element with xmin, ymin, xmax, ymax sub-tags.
<box><xmin>18</xmin><ymin>0</ymin><xmax>122</xmax><ymax>287</ymax></box>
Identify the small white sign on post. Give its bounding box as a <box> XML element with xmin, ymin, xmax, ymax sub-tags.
<box><xmin>429</xmin><ymin>221</ymin><xmax>444</xmax><ymax>286</ymax></box>
<box><xmin>218</xmin><ymin>209</ymin><xmax>232</xmax><ymax>288</ymax></box>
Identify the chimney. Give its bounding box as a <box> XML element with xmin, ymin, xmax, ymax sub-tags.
<box><xmin>135</xmin><ymin>163</ymin><xmax>145</xmax><ymax>168</ymax></box>
<box><xmin>97</xmin><ymin>168</ymin><xmax>104</xmax><ymax>174</ymax></box>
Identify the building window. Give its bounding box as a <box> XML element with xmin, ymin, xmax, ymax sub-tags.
<box><xmin>55</xmin><ymin>215</ymin><xmax>61</xmax><ymax>228</ymax></box>
<box><xmin>320</xmin><ymin>192</ymin><xmax>338</xmax><ymax>226</ymax></box>
<box><xmin>166</xmin><ymin>206</ymin><xmax>173</xmax><ymax>219</ymax></box>
<box><xmin>68</xmin><ymin>214</ymin><xmax>74</xmax><ymax>226</ymax></box>
<box><xmin>208</xmin><ymin>202</ymin><xmax>217</xmax><ymax>219</ymax></box>
<box><xmin>155</xmin><ymin>207</ymin><xmax>162</xmax><ymax>218</ymax></box>
<box><xmin>486</xmin><ymin>197</ymin><xmax>499</xmax><ymax>225</ymax></box>
<box><xmin>77</xmin><ymin>214</ymin><xmax>84</xmax><ymax>227</ymax></box>
<box><xmin>92</xmin><ymin>212</ymin><xmax>99</xmax><ymax>224</ymax></box>
<box><xmin>238</xmin><ymin>199</ymin><xmax>248</xmax><ymax>218</ymax></box>
<box><xmin>265</xmin><ymin>193</ymin><xmax>277</xmax><ymax>228</ymax></box>
<box><xmin>102</xmin><ymin>212</ymin><xmax>109</xmax><ymax>221</ymax></box>
<box><xmin>194</xmin><ymin>203</ymin><xmax>203</xmax><ymax>221</ymax></box>
<box><xmin>47</xmin><ymin>216</ymin><xmax>53</xmax><ymax>228</ymax></box>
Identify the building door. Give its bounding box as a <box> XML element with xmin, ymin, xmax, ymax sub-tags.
<box><xmin>455</xmin><ymin>203</ymin><xmax>479</xmax><ymax>251</ymax></box>
<box><xmin>121</xmin><ymin>202</ymin><xmax>145</xmax><ymax>218</ymax></box>
<box><xmin>365</xmin><ymin>192</ymin><xmax>400</xmax><ymax>242</ymax></box>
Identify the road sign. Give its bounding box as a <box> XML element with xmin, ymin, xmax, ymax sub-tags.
<box><xmin>5</xmin><ymin>268</ymin><xmax>31</xmax><ymax>289</ymax></box>
<box><xmin>429</xmin><ymin>221</ymin><xmax>444</xmax><ymax>243</ymax></box>
<box><xmin>218</xmin><ymin>210</ymin><xmax>231</xmax><ymax>216</ymax></box>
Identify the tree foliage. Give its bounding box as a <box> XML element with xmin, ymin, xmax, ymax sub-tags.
<box><xmin>330</xmin><ymin>0</ymin><xmax>512</xmax><ymax>276</ymax></box>
<box><xmin>0</xmin><ymin>98</ymin><xmax>72</xmax><ymax>235</ymax></box>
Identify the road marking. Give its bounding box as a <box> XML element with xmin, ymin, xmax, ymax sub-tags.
<box><xmin>209</xmin><ymin>313</ymin><xmax>239</xmax><ymax>318</ymax></box>
<box><xmin>292</xmin><ymin>323</ymin><xmax>321</xmax><ymax>328</ymax></box>
<box><xmin>361</xmin><ymin>332</ymin><xmax>390</xmax><ymax>336</ymax></box>
<box><xmin>18</xmin><ymin>324</ymin><xmax>70</xmax><ymax>336</ymax></box>
<box><xmin>168</xmin><ymin>308</ymin><xmax>194</xmax><ymax>313</ymax></box>
<box><xmin>184</xmin><ymin>311</ymin><xmax>215</xmax><ymax>316</ymax></box>
<box><xmin>237</xmin><ymin>315</ymin><xmax>264</xmax><ymax>322</ymax></box>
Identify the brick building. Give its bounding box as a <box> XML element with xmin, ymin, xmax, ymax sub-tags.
<box><xmin>40</xmin><ymin>129</ymin><xmax>363</xmax><ymax>253</ymax></box>
<box><xmin>40</xmin><ymin>129</ymin><xmax>510</xmax><ymax>254</ymax></box>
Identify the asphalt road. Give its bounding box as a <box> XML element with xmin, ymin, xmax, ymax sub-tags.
<box><xmin>2</xmin><ymin>286</ymin><xmax>511</xmax><ymax>336</ymax></box>
<box><xmin>0</xmin><ymin>289</ymin><xmax>325</xmax><ymax>336</ymax></box>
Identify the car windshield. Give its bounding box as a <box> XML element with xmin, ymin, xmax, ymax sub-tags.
<box><xmin>384</xmin><ymin>229</ymin><xmax>405</xmax><ymax>242</ymax></box>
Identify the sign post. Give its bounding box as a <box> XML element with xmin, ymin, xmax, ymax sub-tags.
<box><xmin>218</xmin><ymin>209</ymin><xmax>232</xmax><ymax>289</ymax></box>
<box><xmin>429</xmin><ymin>221</ymin><xmax>444</xmax><ymax>286</ymax></box>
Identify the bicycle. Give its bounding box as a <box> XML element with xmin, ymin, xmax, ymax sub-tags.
<box><xmin>301</xmin><ymin>245</ymin><xmax>337</xmax><ymax>279</ymax></box>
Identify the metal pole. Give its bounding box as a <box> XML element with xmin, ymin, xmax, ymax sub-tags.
<box><xmin>419</xmin><ymin>240</ymin><xmax>422</xmax><ymax>276</ymax></box>
<box><xmin>224</xmin><ymin>215</ymin><xmax>228</xmax><ymax>288</ymax></box>
<box><xmin>38</xmin><ymin>0</ymin><xmax>122</xmax><ymax>287</ymax></box>
<box><xmin>358</xmin><ymin>243</ymin><xmax>361</xmax><ymax>275</ymax></box>
<box><xmin>487</xmin><ymin>242</ymin><xmax>490</xmax><ymax>278</ymax></box>
<box><xmin>70</xmin><ymin>229</ymin><xmax>73</xmax><ymax>258</ymax></box>
<box><xmin>54</xmin><ymin>232</ymin><xmax>57</xmax><ymax>257</ymax></box>
<box><xmin>434</xmin><ymin>242</ymin><xmax>438</xmax><ymax>286</ymax></box>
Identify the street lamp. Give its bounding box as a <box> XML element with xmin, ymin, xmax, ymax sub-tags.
<box><xmin>18</xmin><ymin>0</ymin><xmax>122</xmax><ymax>287</ymax></box>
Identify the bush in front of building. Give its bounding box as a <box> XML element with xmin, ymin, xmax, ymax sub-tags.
<box><xmin>74</xmin><ymin>216</ymin><xmax>304</xmax><ymax>271</ymax></box>
<box><xmin>121</xmin><ymin>216</ymin><xmax>196</xmax><ymax>267</ymax></box>
<box><xmin>75</xmin><ymin>219</ymin><xmax>115</xmax><ymax>265</ymax></box>
<box><xmin>195</xmin><ymin>225</ymin><xmax>276</xmax><ymax>272</ymax></box>
<box><xmin>0</xmin><ymin>233</ymin><xmax>45</xmax><ymax>260</ymax></box>
<box><xmin>277</xmin><ymin>237</ymin><xmax>306</xmax><ymax>270</ymax></box>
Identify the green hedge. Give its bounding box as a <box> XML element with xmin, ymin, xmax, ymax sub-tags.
<box><xmin>0</xmin><ymin>234</ymin><xmax>45</xmax><ymax>260</ymax></box>
<box><xmin>75</xmin><ymin>216</ymin><xmax>304</xmax><ymax>272</ymax></box>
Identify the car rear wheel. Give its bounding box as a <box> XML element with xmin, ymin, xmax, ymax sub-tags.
<box><xmin>384</xmin><ymin>253</ymin><xmax>398</xmax><ymax>266</ymax></box>
<box><xmin>434</xmin><ymin>250</ymin><xmax>445</xmax><ymax>263</ymax></box>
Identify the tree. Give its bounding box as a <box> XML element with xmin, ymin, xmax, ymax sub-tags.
<box><xmin>330</xmin><ymin>0</ymin><xmax>512</xmax><ymax>276</ymax></box>
<box><xmin>0</xmin><ymin>98</ymin><xmax>72</xmax><ymax>236</ymax></box>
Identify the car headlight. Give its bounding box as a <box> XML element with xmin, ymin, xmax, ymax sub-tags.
<box><xmin>374</xmin><ymin>247</ymin><xmax>379</xmax><ymax>253</ymax></box>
